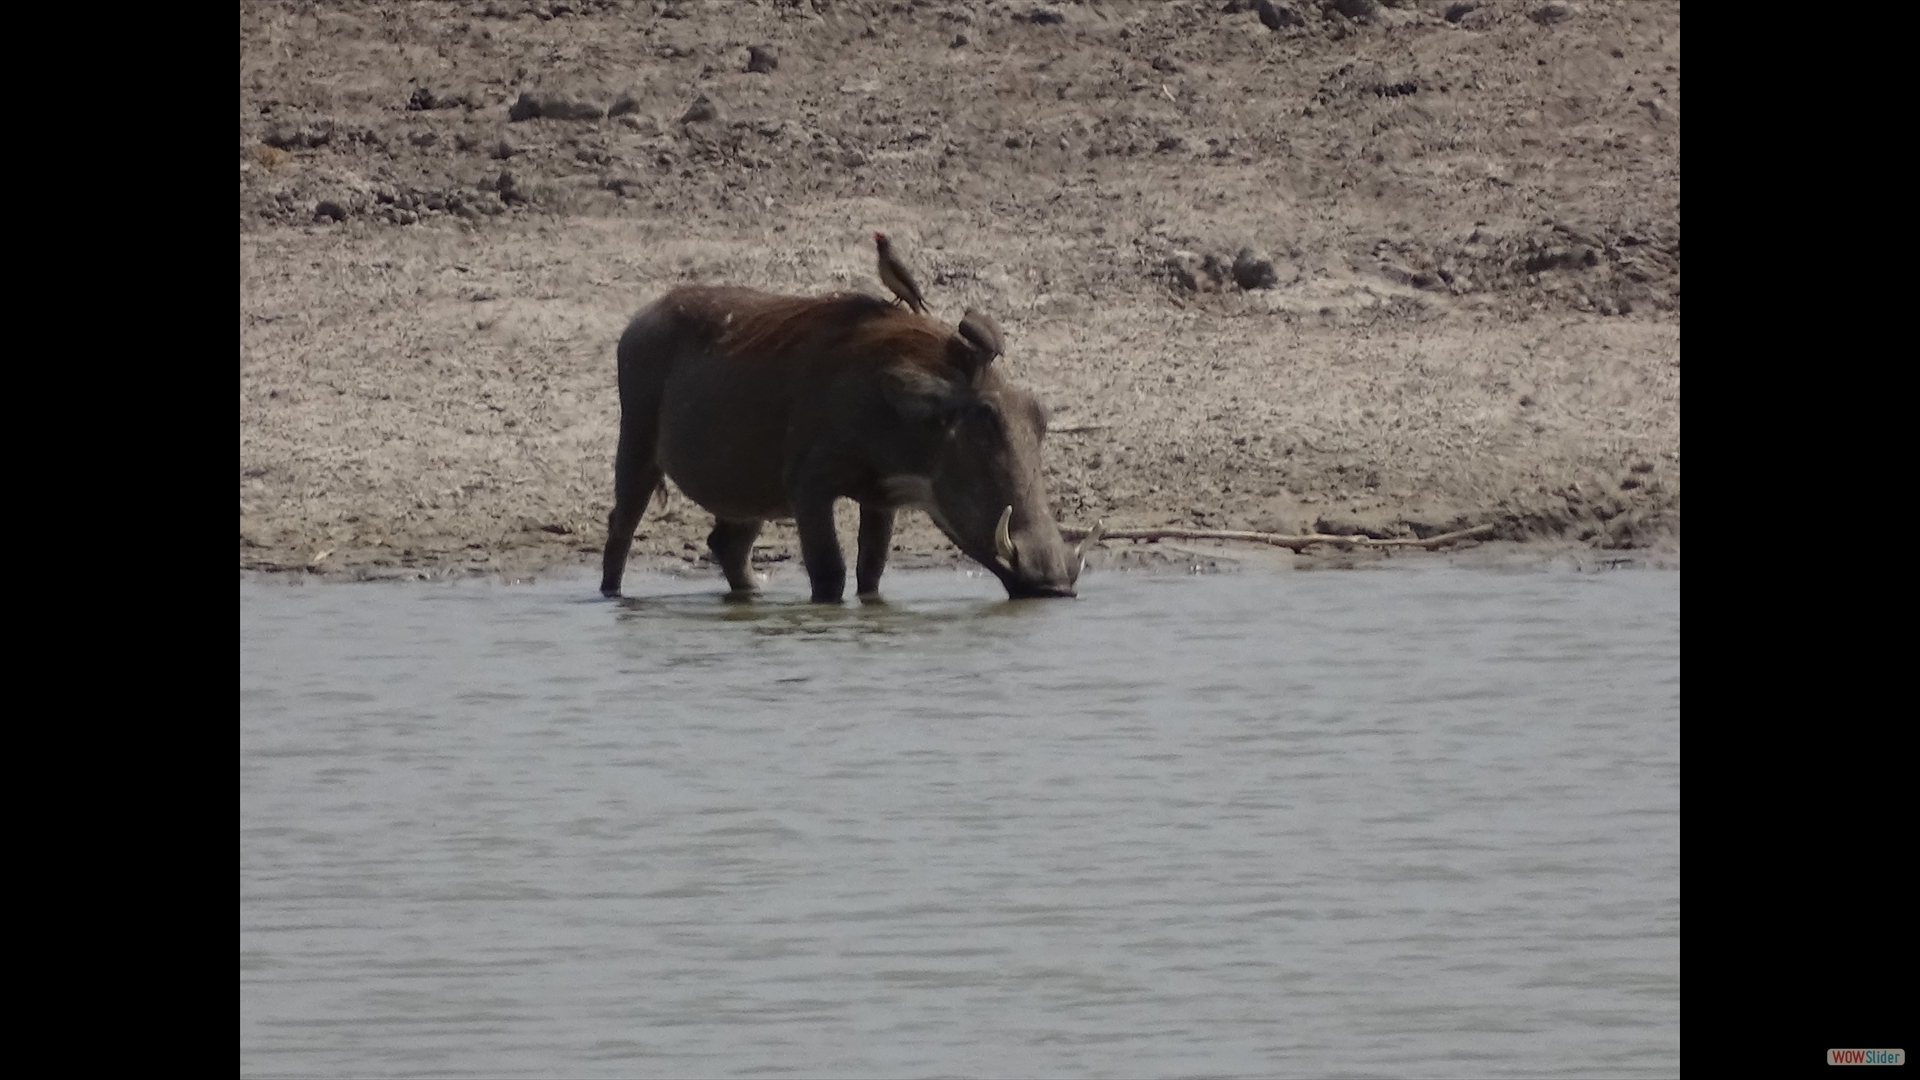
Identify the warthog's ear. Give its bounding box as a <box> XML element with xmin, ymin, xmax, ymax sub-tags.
<box><xmin>949</xmin><ymin>310</ymin><xmax>1004</xmax><ymax>382</ymax></box>
<box><xmin>882</xmin><ymin>365</ymin><xmax>967</xmax><ymax>424</ymax></box>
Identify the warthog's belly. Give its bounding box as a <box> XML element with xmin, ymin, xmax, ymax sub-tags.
<box><xmin>655</xmin><ymin>421</ymin><xmax>792</xmax><ymax>521</ymax></box>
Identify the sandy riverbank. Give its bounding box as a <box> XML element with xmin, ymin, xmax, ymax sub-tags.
<box><xmin>240</xmin><ymin>0</ymin><xmax>1678</xmax><ymax>584</ymax></box>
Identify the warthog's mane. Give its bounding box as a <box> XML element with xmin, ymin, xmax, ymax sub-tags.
<box><xmin>712</xmin><ymin>289</ymin><xmax>952</xmax><ymax>368</ymax></box>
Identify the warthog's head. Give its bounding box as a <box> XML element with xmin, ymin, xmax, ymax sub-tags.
<box><xmin>881</xmin><ymin>311</ymin><xmax>1099</xmax><ymax>599</ymax></box>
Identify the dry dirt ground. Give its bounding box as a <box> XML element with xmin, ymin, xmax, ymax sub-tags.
<box><xmin>239</xmin><ymin>0</ymin><xmax>1679</xmax><ymax>584</ymax></box>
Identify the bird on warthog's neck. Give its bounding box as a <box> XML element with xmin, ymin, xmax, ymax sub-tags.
<box><xmin>873</xmin><ymin>232</ymin><xmax>929</xmax><ymax>316</ymax></box>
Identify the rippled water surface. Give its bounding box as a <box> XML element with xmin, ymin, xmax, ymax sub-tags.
<box><xmin>241</xmin><ymin>563</ymin><xmax>1679</xmax><ymax>1079</ymax></box>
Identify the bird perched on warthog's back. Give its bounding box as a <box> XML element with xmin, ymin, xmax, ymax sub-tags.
<box><xmin>874</xmin><ymin>232</ymin><xmax>929</xmax><ymax>315</ymax></box>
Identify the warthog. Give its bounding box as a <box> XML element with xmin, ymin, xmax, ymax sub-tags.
<box><xmin>600</xmin><ymin>286</ymin><xmax>1100</xmax><ymax>601</ymax></box>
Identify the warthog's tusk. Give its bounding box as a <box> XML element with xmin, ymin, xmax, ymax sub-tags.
<box><xmin>1074</xmin><ymin>520</ymin><xmax>1106</xmax><ymax>563</ymax></box>
<box><xmin>994</xmin><ymin>505</ymin><xmax>1017</xmax><ymax>569</ymax></box>
<box><xmin>1071</xmin><ymin>519</ymin><xmax>1106</xmax><ymax>582</ymax></box>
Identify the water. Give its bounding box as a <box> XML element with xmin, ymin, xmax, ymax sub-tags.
<box><xmin>240</xmin><ymin>563</ymin><xmax>1679</xmax><ymax>1079</ymax></box>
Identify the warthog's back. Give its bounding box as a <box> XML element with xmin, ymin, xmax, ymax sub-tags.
<box><xmin>622</xmin><ymin>287</ymin><xmax>950</xmax><ymax>521</ymax></box>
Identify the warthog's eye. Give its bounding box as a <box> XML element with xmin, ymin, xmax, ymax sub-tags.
<box><xmin>963</xmin><ymin>401</ymin><xmax>1006</xmax><ymax>435</ymax></box>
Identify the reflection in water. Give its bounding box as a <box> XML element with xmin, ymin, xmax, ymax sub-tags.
<box><xmin>613</xmin><ymin>573</ymin><xmax>1058</xmax><ymax>644</ymax></box>
<box><xmin>242</xmin><ymin>564</ymin><xmax>1678</xmax><ymax>1079</ymax></box>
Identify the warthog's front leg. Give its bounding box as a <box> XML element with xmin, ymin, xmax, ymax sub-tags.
<box><xmin>793</xmin><ymin>494</ymin><xmax>847</xmax><ymax>603</ymax></box>
<box><xmin>855</xmin><ymin>505</ymin><xmax>896</xmax><ymax>602</ymax></box>
<box><xmin>708</xmin><ymin>519</ymin><xmax>764</xmax><ymax>595</ymax></box>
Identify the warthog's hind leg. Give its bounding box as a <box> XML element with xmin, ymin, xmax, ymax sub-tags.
<box><xmin>856</xmin><ymin>504</ymin><xmax>896</xmax><ymax>602</ymax></box>
<box><xmin>708</xmin><ymin>519</ymin><xmax>765</xmax><ymax>595</ymax></box>
<box><xmin>600</xmin><ymin>457</ymin><xmax>661</xmax><ymax>598</ymax></box>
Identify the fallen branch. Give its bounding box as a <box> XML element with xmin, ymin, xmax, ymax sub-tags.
<box><xmin>1056</xmin><ymin>522</ymin><xmax>1497</xmax><ymax>553</ymax></box>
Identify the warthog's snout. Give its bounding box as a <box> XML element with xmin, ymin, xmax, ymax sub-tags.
<box><xmin>983</xmin><ymin>506</ymin><xmax>1096</xmax><ymax>600</ymax></box>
